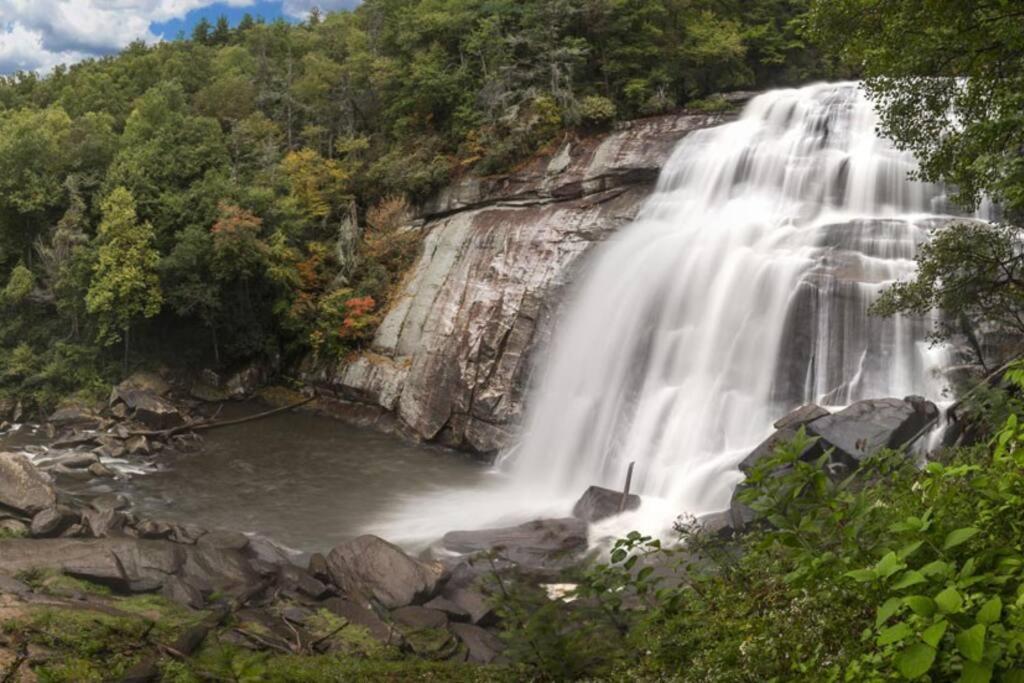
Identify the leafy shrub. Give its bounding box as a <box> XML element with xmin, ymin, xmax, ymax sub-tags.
<box><xmin>578</xmin><ymin>95</ymin><xmax>617</xmax><ymax>128</ymax></box>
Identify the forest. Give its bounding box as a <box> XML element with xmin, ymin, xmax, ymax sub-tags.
<box><xmin>0</xmin><ymin>0</ymin><xmax>818</xmax><ymax>413</ymax></box>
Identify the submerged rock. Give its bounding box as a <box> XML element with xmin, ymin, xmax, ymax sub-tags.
<box><xmin>442</xmin><ymin>518</ymin><xmax>588</xmax><ymax>570</ymax></box>
<box><xmin>572</xmin><ymin>485</ymin><xmax>641</xmax><ymax>522</ymax></box>
<box><xmin>325</xmin><ymin>535</ymin><xmax>442</xmax><ymax>609</ymax></box>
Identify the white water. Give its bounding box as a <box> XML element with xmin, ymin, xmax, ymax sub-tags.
<box><xmin>378</xmin><ymin>82</ymin><xmax>980</xmax><ymax>546</ymax></box>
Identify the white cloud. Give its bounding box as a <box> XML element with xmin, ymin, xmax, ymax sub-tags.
<box><xmin>281</xmin><ymin>0</ymin><xmax>361</xmax><ymax>18</ymax></box>
<box><xmin>0</xmin><ymin>0</ymin><xmax>264</xmax><ymax>75</ymax></box>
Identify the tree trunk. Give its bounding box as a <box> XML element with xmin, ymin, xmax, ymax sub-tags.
<box><xmin>123</xmin><ymin>325</ymin><xmax>130</xmax><ymax>376</ymax></box>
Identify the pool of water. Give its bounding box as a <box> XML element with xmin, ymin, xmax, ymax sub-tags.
<box><xmin>2</xmin><ymin>407</ymin><xmax>490</xmax><ymax>557</ymax></box>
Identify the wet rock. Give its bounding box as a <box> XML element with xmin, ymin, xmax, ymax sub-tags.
<box><xmin>572</xmin><ymin>486</ymin><xmax>640</xmax><ymax>522</ymax></box>
<box><xmin>0</xmin><ymin>538</ymin><xmax>185</xmax><ymax>590</ymax></box>
<box><xmin>450</xmin><ymin>622</ymin><xmax>504</xmax><ymax>664</ymax></box>
<box><xmin>808</xmin><ymin>396</ymin><xmax>939</xmax><ymax>467</ymax></box>
<box><xmin>180</xmin><ymin>544</ymin><xmax>259</xmax><ymax>594</ymax></box>
<box><xmin>30</xmin><ymin>506</ymin><xmax>78</xmax><ymax>538</ymax></box>
<box><xmin>171</xmin><ymin>523</ymin><xmax>207</xmax><ymax>545</ymax></box>
<box><xmin>88</xmin><ymin>462</ymin><xmax>117</xmax><ymax>478</ymax></box>
<box><xmin>442</xmin><ymin>518</ymin><xmax>588</xmax><ymax>569</ymax></box>
<box><xmin>0</xmin><ymin>452</ymin><xmax>57</xmax><ymax>515</ymax></box>
<box><xmin>246</xmin><ymin>536</ymin><xmax>293</xmax><ymax>566</ymax></box>
<box><xmin>48</xmin><ymin>404</ymin><xmax>102</xmax><ymax>430</ymax></box>
<box><xmin>135</xmin><ymin>519</ymin><xmax>174</xmax><ymax>540</ymax></box>
<box><xmin>47</xmin><ymin>452</ymin><xmax>99</xmax><ymax>469</ymax></box>
<box><xmin>125</xmin><ymin>435</ymin><xmax>152</xmax><ymax>456</ymax></box>
<box><xmin>773</xmin><ymin>403</ymin><xmax>830</xmax><ymax>430</ymax></box>
<box><xmin>90</xmin><ymin>493</ymin><xmax>131</xmax><ymax>513</ymax></box>
<box><xmin>326</xmin><ymin>535</ymin><xmax>442</xmax><ymax>609</ymax></box>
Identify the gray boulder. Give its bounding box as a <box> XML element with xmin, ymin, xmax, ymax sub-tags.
<box><xmin>391</xmin><ymin>605</ymin><xmax>448</xmax><ymax>630</ymax></box>
<box><xmin>30</xmin><ymin>506</ymin><xmax>78</xmax><ymax>538</ymax></box>
<box><xmin>0</xmin><ymin>452</ymin><xmax>57</xmax><ymax>514</ymax></box>
<box><xmin>326</xmin><ymin>535</ymin><xmax>442</xmax><ymax>609</ymax></box>
<box><xmin>808</xmin><ymin>396</ymin><xmax>938</xmax><ymax>467</ymax></box>
<box><xmin>442</xmin><ymin>518</ymin><xmax>587</xmax><ymax>569</ymax></box>
<box><xmin>321</xmin><ymin>597</ymin><xmax>398</xmax><ymax>643</ymax></box>
<box><xmin>48</xmin><ymin>404</ymin><xmax>102</xmax><ymax>430</ymax></box>
<box><xmin>450</xmin><ymin>622</ymin><xmax>504</xmax><ymax>664</ymax></box>
<box><xmin>113</xmin><ymin>387</ymin><xmax>184</xmax><ymax>430</ymax></box>
<box><xmin>739</xmin><ymin>403</ymin><xmax>830</xmax><ymax>474</ymax></box>
<box><xmin>572</xmin><ymin>486</ymin><xmax>640</xmax><ymax>522</ymax></box>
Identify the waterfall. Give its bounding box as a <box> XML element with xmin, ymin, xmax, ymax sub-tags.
<box><xmin>378</xmin><ymin>82</ymin><xmax>978</xmax><ymax>545</ymax></box>
<box><xmin>505</xmin><ymin>82</ymin><xmax>963</xmax><ymax>522</ymax></box>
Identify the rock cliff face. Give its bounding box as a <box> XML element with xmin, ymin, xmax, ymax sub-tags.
<box><xmin>309</xmin><ymin>111</ymin><xmax>731</xmax><ymax>455</ymax></box>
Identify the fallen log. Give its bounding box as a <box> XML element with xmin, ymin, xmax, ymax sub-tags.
<box><xmin>128</xmin><ymin>396</ymin><xmax>316</xmax><ymax>440</ymax></box>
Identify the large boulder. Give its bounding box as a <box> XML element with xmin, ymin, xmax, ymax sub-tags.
<box><xmin>442</xmin><ymin>518</ymin><xmax>587</xmax><ymax>570</ymax></box>
<box><xmin>450</xmin><ymin>622</ymin><xmax>504</xmax><ymax>664</ymax></box>
<box><xmin>112</xmin><ymin>387</ymin><xmax>184</xmax><ymax>430</ymax></box>
<box><xmin>739</xmin><ymin>403</ymin><xmax>830</xmax><ymax>474</ymax></box>
<box><xmin>325</xmin><ymin>535</ymin><xmax>442</xmax><ymax>609</ymax></box>
<box><xmin>0</xmin><ymin>452</ymin><xmax>57</xmax><ymax>514</ymax></box>
<box><xmin>48</xmin><ymin>404</ymin><xmax>102</xmax><ymax>430</ymax></box>
<box><xmin>808</xmin><ymin>396</ymin><xmax>939</xmax><ymax>467</ymax></box>
<box><xmin>572</xmin><ymin>486</ymin><xmax>640</xmax><ymax>522</ymax></box>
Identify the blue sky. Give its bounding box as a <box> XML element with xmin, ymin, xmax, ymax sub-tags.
<box><xmin>0</xmin><ymin>1</ymin><xmax>362</xmax><ymax>75</ymax></box>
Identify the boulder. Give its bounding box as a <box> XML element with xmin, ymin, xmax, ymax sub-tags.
<box><xmin>808</xmin><ymin>396</ymin><xmax>939</xmax><ymax>467</ymax></box>
<box><xmin>278</xmin><ymin>564</ymin><xmax>332</xmax><ymax>600</ymax></box>
<box><xmin>90</xmin><ymin>493</ymin><xmax>130</xmax><ymax>513</ymax></box>
<box><xmin>30</xmin><ymin>506</ymin><xmax>78</xmax><ymax>538</ymax></box>
<box><xmin>572</xmin><ymin>486</ymin><xmax>640</xmax><ymax>522</ymax></box>
<box><xmin>48</xmin><ymin>404</ymin><xmax>102</xmax><ymax>430</ymax></box>
<box><xmin>442</xmin><ymin>518</ymin><xmax>588</xmax><ymax>569</ymax></box>
<box><xmin>325</xmin><ymin>535</ymin><xmax>442</xmax><ymax>609</ymax></box>
<box><xmin>450</xmin><ymin>623</ymin><xmax>504</xmax><ymax>664</ymax></box>
<box><xmin>773</xmin><ymin>403</ymin><xmax>830</xmax><ymax>430</ymax></box>
<box><xmin>0</xmin><ymin>452</ymin><xmax>57</xmax><ymax>514</ymax></box>
<box><xmin>422</xmin><ymin>596</ymin><xmax>471</xmax><ymax>622</ymax></box>
<box><xmin>226</xmin><ymin>365</ymin><xmax>264</xmax><ymax>399</ymax></box>
<box><xmin>81</xmin><ymin>509</ymin><xmax>128</xmax><ymax>538</ymax></box>
<box><xmin>125</xmin><ymin>435</ymin><xmax>152</xmax><ymax>456</ymax></box>
<box><xmin>197</xmin><ymin>529</ymin><xmax>250</xmax><ymax>552</ymax></box>
<box><xmin>113</xmin><ymin>388</ymin><xmax>184</xmax><ymax>430</ymax></box>
<box><xmin>115</xmin><ymin>371</ymin><xmax>171</xmax><ymax>398</ymax></box>
<box><xmin>0</xmin><ymin>538</ymin><xmax>185</xmax><ymax>590</ymax></box>
<box><xmin>320</xmin><ymin>597</ymin><xmax>398</xmax><ymax>643</ymax></box>
<box><xmin>47</xmin><ymin>452</ymin><xmax>99</xmax><ymax>469</ymax></box>
<box><xmin>391</xmin><ymin>605</ymin><xmax>448</xmax><ymax>630</ymax></box>
<box><xmin>161</xmin><ymin>575</ymin><xmax>205</xmax><ymax>609</ymax></box>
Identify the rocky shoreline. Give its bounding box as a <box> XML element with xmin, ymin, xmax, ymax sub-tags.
<box><xmin>0</xmin><ymin>386</ymin><xmax>946</xmax><ymax>680</ymax></box>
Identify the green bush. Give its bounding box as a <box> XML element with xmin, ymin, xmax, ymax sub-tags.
<box><xmin>578</xmin><ymin>95</ymin><xmax>618</xmax><ymax>128</ymax></box>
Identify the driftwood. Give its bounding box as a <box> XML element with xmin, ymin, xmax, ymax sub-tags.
<box><xmin>128</xmin><ymin>396</ymin><xmax>316</xmax><ymax>440</ymax></box>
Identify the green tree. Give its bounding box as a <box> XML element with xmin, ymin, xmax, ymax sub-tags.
<box><xmin>85</xmin><ymin>187</ymin><xmax>162</xmax><ymax>370</ymax></box>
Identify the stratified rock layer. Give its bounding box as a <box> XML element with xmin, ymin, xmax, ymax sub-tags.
<box><xmin>310</xmin><ymin>111</ymin><xmax>731</xmax><ymax>454</ymax></box>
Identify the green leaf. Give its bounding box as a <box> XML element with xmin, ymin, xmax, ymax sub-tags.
<box><xmin>845</xmin><ymin>568</ymin><xmax>877</xmax><ymax>583</ymax></box>
<box><xmin>904</xmin><ymin>596</ymin><xmax>936</xmax><ymax>618</ymax></box>
<box><xmin>899</xmin><ymin>540</ymin><xmax>924</xmax><ymax>559</ymax></box>
<box><xmin>961</xmin><ymin>660</ymin><xmax>993</xmax><ymax>683</ymax></box>
<box><xmin>943</xmin><ymin>527</ymin><xmax>980</xmax><ymax>551</ymax></box>
<box><xmin>892</xmin><ymin>570</ymin><xmax>927</xmax><ymax>590</ymax></box>
<box><xmin>921</xmin><ymin>560</ymin><xmax>953</xmax><ymax>578</ymax></box>
<box><xmin>921</xmin><ymin>619</ymin><xmax>947</xmax><ymax>648</ymax></box>
<box><xmin>877</xmin><ymin>597</ymin><xmax>903</xmax><ymax>627</ymax></box>
<box><xmin>878</xmin><ymin>622</ymin><xmax>913</xmax><ymax>646</ymax></box>
<box><xmin>955</xmin><ymin>624</ymin><xmax>986</xmax><ymax>663</ymax></box>
<box><xmin>976</xmin><ymin>596</ymin><xmax>1002</xmax><ymax>625</ymax></box>
<box><xmin>876</xmin><ymin>552</ymin><xmax>907</xmax><ymax>579</ymax></box>
<box><xmin>610</xmin><ymin>548</ymin><xmax>627</xmax><ymax>564</ymax></box>
<box><xmin>935</xmin><ymin>586</ymin><xmax>963</xmax><ymax>614</ymax></box>
<box><xmin>896</xmin><ymin>643</ymin><xmax>936</xmax><ymax>679</ymax></box>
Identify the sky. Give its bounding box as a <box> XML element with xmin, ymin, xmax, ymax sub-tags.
<box><xmin>0</xmin><ymin>0</ymin><xmax>362</xmax><ymax>75</ymax></box>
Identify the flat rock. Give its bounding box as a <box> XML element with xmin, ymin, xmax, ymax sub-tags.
<box><xmin>442</xmin><ymin>518</ymin><xmax>588</xmax><ymax>569</ymax></box>
<box><xmin>422</xmin><ymin>596</ymin><xmax>471</xmax><ymax>622</ymax></box>
<box><xmin>773</xmin><ymin>403</ymin><xmax>830</xmax><ymax>430</ymax></box>
<box><xmin>0</xmin><ymin>452</ymin><xmax>57</xmax><ymax>514</ymax></box>
<box><xmin>48</xmin><ymin>404</ymin><xmax>102</xmax><ymax>430</ymax></box>
<box><xmin>572</xmin><ymin>486</ymin><xmax>640</xmax><ymax>522</ymax></box>
<box><xmin>808</xmin><ymin>396</ymin><xmax>938</xmax><ymax>467</ymax></box>
<box><xmin>326</xmin><ymin>535</ymin><xmax>442</xmax><ymax>609</ymax></box>
<box><xmin>450</xmin><ymin>622</ymin><xmax>504</xmax><ymax>664</ymax></box>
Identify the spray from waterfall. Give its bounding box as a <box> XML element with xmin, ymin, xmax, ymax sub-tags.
<box><xmin>375</xmin><ymin>82</ymin><xmax>983</xmax><ymax>545</ymax></box>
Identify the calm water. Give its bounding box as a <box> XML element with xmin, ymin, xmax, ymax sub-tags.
<box><xmin>4</xmin><ymin>408</ymin><xmax>488</xmax><ymax>557</ymax></box>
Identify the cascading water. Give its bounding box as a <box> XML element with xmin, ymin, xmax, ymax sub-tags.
<box><xmin>377</xmin><ymin>82</ymin><xmax>980</xmax><ymax>545</ymax></box>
